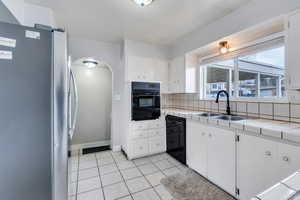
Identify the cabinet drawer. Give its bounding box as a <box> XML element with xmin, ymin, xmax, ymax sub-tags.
<box><xmin>131</xmin><ymin>130</ymin><xmax>148</xmax><ymax>139</ymax></box>
<box><xmin>132</xmin><ymin>139</ymin><xmax>149</xmax><ymax>157</ymax></box>
<box><xmin>149</xmin><ymin>136</ymin><xmax>166</xmax><ymax>153</ymax></box>
<box><xmin>148</xmin><ymin>129</ymin><xmax>164</xmax><ymax>137</ymax></box>
<box><xmin>148</xmin><ymin>120</ymin><xmax>164</xmax><ymax>129</ymax></box>
<box><xmin>131</xmin><ymin>122</ymin><xmax>148</xmax><ymax>130</ymax></box>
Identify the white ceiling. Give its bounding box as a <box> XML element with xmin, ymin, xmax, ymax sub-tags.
<box><xmin>25</xmin><ymin>0</ymin><xmax>253</xmax><ymax>45</ymax></box>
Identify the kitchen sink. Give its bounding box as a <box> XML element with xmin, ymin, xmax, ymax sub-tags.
<box><xmin>216</xmin><ymin>115</ymin><xmax>246</xmax><ymax>121</ymax></box>
<box><xmin>197</xmin><ymin>112</ymin><xmax>221</xmax><ymax>117</ymax></box>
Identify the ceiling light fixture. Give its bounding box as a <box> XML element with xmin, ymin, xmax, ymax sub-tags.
<box><xmin>219</xmin><ymin>41</ymin><xmax>230</xmax><ymax>54</ymax></box>
<box><xmin>132</xmin><ymin>0</ymin><xmax>153</xmax><ymax>7</ymax></box>
<box><xmin>83</xmin><ymin>59</ymin><xmax>98</xmax><ymax>69</ymax></box>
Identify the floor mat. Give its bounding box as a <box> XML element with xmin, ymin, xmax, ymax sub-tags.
<box><xmin>161</xmin><ymin>169</ymin><xmax>236</xmax><ymax>200</ymax></box>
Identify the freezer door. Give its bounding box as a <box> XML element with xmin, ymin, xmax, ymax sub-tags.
<box><xmin>0</xmin><ymin>22</ymin><xmax>52</xmax><ymax>199</ymax></box>
<box><xmin>52</xmin><ymin>30</ymin><xmax>69</xmax><ymax>200</ymax></box>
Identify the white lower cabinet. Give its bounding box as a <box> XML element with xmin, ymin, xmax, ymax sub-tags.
<box><xmin>207</xmin><ymin>127</ymin><xmax>236</xmax><ymax>196</ymax></box>
<box><xmin>187</xmin><ymin>120</ymin><xmax>236</xmax><ymax>195</ymax></box>
<box><xmin>127</xmin><ymin>119</ymin><xmax>166</xmax><ymax>159</ymax></box>
<box><xmin>132</xmin><ymin>139</ymin><xmax>149</xmax><ymax>157</ymax></box>
<box><xmin>149</xmin><ymin>136</ymin><xmax>166</xmax><ymax>154</ymax></box>
<box><xmin>237</xmin><ymin>134</ymin><xmax>279</xmax><ymax>200</ymax></box>
<box><xmin>277</xmin><ymin>142</ymin><xmax>300</xmax><ymax>181</ymax></box>
<box><xmin>187</xmin><ymin>120</ymin><xmax>208</xmax><ymax>177</ymax></box>
<box><xmin>186</xmin><ymin>120</ymin><xmax>300</xmax><ymax>200</ymax></box>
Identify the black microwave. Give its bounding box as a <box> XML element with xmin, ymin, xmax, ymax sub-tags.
<box><xmin>131</xmin><ymin>82</ymin><xmax>161</xmax><ymax>121</ymax></box>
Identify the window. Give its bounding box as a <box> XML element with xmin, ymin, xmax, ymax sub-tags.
<box><xmin>205</xmin><ymin>59</ymin><xmax>234</xmax><ymax>98</ymax></box>
<box><xmin>201</xmin><ymin>45</ymin><xmax>286</xmax><ymax>99</ymax></box>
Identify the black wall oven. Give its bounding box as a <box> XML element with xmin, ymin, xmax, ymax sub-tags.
<box><xmin>132</xmin><ymin>82</ymin><xmax>161</xmax><ymax>121</ymax></box>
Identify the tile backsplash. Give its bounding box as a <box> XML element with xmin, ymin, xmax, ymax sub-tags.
<box><xmin>161</xmin><ymin>94</ymin><xmax>300</xmax><ymax>123</ymax></box>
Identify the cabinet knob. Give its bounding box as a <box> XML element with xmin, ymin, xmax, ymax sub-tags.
<box><xmin>208</xmin><ymin>133</ymin><xmax>212</xmax><ymax>138</ymax></box>
<box><xmin>265</xmin><ymin>151</ymin><xmax>272</xmax><ymax>156</ymax></box>
<box><xmin>201</xmin><ymin>132</ymin><xmax>206</xmax><ymax>136</ymax></box>
<box><xmin>282</xmin><ymin>156</ymin><xmax>289</xmax><ymax>162</ymax></box>
<box><xmin>139</xmin><ymin>147</ymin><xmax>143</xmax><ymax>150</ymax></box>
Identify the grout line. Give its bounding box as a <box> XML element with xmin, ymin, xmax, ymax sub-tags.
<box><xmin>111</xmin><ymin>151</ymin><xmax>135</xmax><ymax>200</ymax></box>
<box><xmin>96</xmin><ymin>154</ymin><xmax>107</xmax><ymax>200</ymax></box>
<box><xmin>72</xmin><ymin>151</ymin><xmax>186</xmax><ymax>200</ymax></box>
<box><xmin>133</xmin><ymin>158</ymin><xmax>163</xmax><ymax>200</ymax></box>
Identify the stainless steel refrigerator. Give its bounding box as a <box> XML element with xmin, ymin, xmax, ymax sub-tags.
<box><xmin>0</xmin><ymin>21</ymin><xmax>77</xmax><ymax>200</ymax></box>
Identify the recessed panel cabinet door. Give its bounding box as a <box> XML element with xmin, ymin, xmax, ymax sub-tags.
<box><xmin>154</xmin><ymin>59</ymin><xmax>169</xmax><ymax>93</ymax></box>
<box><xmin>277</xmin><ymin>143</ymin><xmax>300</xmax><ymax>181</ymax></box>
<box><xmin>207</xmin><ymin>127</ymin><xmax>236</xmax><ymax>196</ymax></box>
<box><xmin>127</xmin><ymin>56</ymin><xmax>154</xmax><ymax>81</ymax></box>
<box><xmin>237</xmin><ymin>134</ymin><xmax>279</xmax><ymax>200</ymax></box>
<box><xmin>186</xmin><ymin>120</ymin><xmax>208</xmax><ymax>177</ymax></box>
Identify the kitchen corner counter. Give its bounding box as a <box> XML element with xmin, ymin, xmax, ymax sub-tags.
<box><xmin>162</xmin><ymin>109</ymin><xmax>300</xmax><ymax>145</ymax></box>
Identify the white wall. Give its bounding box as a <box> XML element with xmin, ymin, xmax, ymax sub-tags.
<box><xmin>1</xmin><ymin>0</ymin><xmax>24</xmax><ymax>24</ymax></box>
<box><xmin>1</xmin><ymin>0</ymin><xmax>56</xmax><ymax>28</ymax></box>
<box><xmin>72</xmin><ymin>65</ymin><xmax>112</xmax><ymax>146</ymax></box>
<box><xmin>68</xmin><ymin>37</ymin><xmax>123</xmax><ymax>151</ymax></box>
<box><xmin>0</xmin><ymin>1</ymin><xmax>19</xmax><ymax>24</ymax></box>
<box><xmin>171</xmin><ymin>0</ymin><xmax>300</xmax><ymax>58</ymax></box>
<box><xmin>23</xmin><ymin>3</ymin><xmax>56</xmax><ymax>28</ymax></box>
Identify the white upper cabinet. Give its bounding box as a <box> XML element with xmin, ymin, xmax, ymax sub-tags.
<box><xmin>126</xmin><ymin>55</ymin><xmax>169</xmax><ymax>93</ymax></box>
<box><xmin>153</xmin><ymin>59</ymin><xmax>169</xmax><ymax>93</ymax></box>
<box><xmin>286</xmin><ymin>10</ymin><xmax>300</xmax><ymax>89</ymax></box>
<box><xmin>168</xmin><ymin>54</ymin><xmax>198</xmax><ymax>93</ymax></box>
<box><xmin>127</xmin><ymin>55</ymin><xmax>155</xmax><ymax>81</ymax></box>
<box><xmin>169</xmin><ymin>56</ymin><xmax>185</xmax><ymax>93</ymax></box>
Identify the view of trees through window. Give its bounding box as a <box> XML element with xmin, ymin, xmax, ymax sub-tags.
<box><xmin>203</xmin><ymin>46</ymin><xmax>285</xmax><ymax>98</ymax></box>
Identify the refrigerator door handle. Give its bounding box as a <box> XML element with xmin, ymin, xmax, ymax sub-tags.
<box><xmin>68</xmin><ymin>69</ymin><xmax>79</xmax><ymax>139</ymax></box>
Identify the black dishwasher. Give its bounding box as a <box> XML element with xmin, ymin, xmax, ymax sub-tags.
<box><xmin>166</xmin><ymin>115</ymin><xmax>186</xmax><ymax>165</ymax></box>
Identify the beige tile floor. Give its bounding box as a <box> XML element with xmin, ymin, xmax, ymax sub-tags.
<box><xmin>68</xmin><ymin>150</ymin><xmax>189</xmax><ymax>200</ymax></box>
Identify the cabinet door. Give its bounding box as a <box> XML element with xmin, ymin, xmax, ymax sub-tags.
<box><xmin>207</xmin><ymin>127</ymin><xmax>236</xmax><ymax>195</ymax></box>
<box><xmin>127</xmin><ymin>56</ymin><xmax>154</xmax><ymax>81</ymax></box>
<box><xmin>127</xmin><ymin>56</ymin><xmax>144</xmax><ymax>81</ymax></box>
<box><xmin>186</xmin><ymin>120</ymin><xmax>208</xmax><ymax>177</ymax></box>
<box><xmin>287</xmin><ymin>11</ymin><xmax>300</xmax><ymax>89</ymax></box>
<box><xmin>149</xmin><ymin>136</ymin><xmax>166</xmax><ymax>154</ymax></box>
<box><xmin>131</xmin><ymin>138</ymin><xmax>149</xmax><ymax>158</ymax></box>
<box><xmin>154</xmin><ymin>59</ymin><xmax>169</xmax><ymax>93</ymax></box>
<box><xmin>277</xmin><ymin>143</ymin><xmax>300</xmax><ymax>180</ymax></box>
<box><xmin>141</xmin><ymin>57</ymin><xmax>155</xmax><ymax>81</ymax></box>
<box><xmin>169</xmin><ymin>56</ymin><xmax>185</xmax><ymax>93</ymax></box>
<box><xmin>237</xmin><ymin>134</ymin><xmax>278</xmax><ymax>200</ymax></box>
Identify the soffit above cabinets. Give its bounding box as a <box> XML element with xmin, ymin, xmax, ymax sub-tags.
<box><xmin>190</xmin><ymin>16</ymin><xmax>285</xmax><ymax>59</ymax></box>
<box><xmin>25</xmin><ymin>0</ymin><xmax>252</xmax><ymax>45</ymax></box>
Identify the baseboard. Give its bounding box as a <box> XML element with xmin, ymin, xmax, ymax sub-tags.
<box><xmin>70</xmin><ymin>140</ymin><xmax>111</xmax><ymax>155</ymax></box>
<box><xmin>112</xmin><ymin>145</ymin><xmax>121</xmax><ymax>152</ymax></box>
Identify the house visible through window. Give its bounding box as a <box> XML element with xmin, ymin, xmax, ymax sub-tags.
<box><xmin>201</xmin><ymin>45</ymin><xmax>285</xmax><ymax>99</ymax></box>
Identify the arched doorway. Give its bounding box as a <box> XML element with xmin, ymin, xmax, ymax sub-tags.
<box><xmin>70</xmin><ymin>57</ymin><xmax>113</xmax><ymax>155</ymax></box>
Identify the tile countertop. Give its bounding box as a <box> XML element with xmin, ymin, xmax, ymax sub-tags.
<box><xmin>162</xmin><ymin>109</ymin><xmax>300</xmax><ymax>145</ymax></box>
<box><xmin>252</xmin><ymin>171</ymin><xmax>300</xmax><ymax>200</ymax></box>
